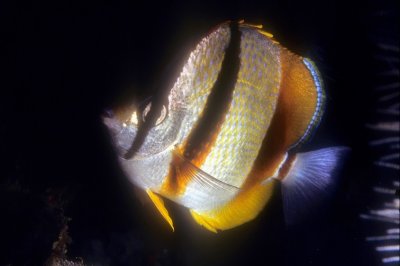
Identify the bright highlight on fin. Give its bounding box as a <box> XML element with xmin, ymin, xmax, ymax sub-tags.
<box><xmin>281</xmin><ymin>147</ymin><xmax>350</xmax><ymax>224</ymax></box>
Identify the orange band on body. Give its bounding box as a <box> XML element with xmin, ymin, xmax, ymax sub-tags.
<box><xmin>242</xmin><ymin>48</ymin><xmax>320</xmax><ymax>189</ymax></box>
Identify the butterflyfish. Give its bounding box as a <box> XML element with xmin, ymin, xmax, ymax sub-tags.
<box><xmin>103</xmin><ymin>21</ymin><xmax>348</xmax><ymax>233</ymax></box>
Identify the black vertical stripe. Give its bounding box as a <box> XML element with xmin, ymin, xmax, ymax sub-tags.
<box><xmin>124</xmin><ymin>22</ymin><xmax>242</xmax><ymax>160</ymax></box>
<box><xmin>124</xmin><ymin>98</ymin><xmax>162</xmax><ymax>159</ymax></box>
<box><xmin>184</xmin><ymin>21</ymin><xmax>242</xmax><ymax>159</ymax></box>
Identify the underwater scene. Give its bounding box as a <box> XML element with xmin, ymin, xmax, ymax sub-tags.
<box><xmin>1</xmin><ymin>0</ymin><xmax>398</xmax><ymax>265</ymax></box>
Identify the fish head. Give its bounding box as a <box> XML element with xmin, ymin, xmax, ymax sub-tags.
<box><xmin>102</xmin><ymin>95</ymin><xmax>188</xmax><ymax>189</ymax></box>
<box><xmin>103</xmin><ymin>22</ymin><xmax>232</xmax><ymax>189</ymax></box>
<box><xmin>103</xmin><ymin>21</ymin><xmax>233</xmax><ymax>161</ymax></box>
<box><xmin>103</xmin><ymin>97</ymin><xmax>186</xmax><ymax>159</ymax></box>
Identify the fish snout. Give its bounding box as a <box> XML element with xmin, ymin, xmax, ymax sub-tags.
<box><xmin>103</xmin><ymin>108</ymin><xmax>114</xmax><ymax>119</ymax></box>
<box><xmin>102</xmin><ymin>108</ymin><xmax>121</xmax><ymax>132</ymax></box>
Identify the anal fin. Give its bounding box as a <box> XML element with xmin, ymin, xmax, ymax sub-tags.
<box><xmin>190</xmin><ymin>210</ymin><xmax>218</xmax><ymax>233</ymax></box>
<box><xmin>189</xmin><ymin>179</ymin><xmax>277</xmax><ymax>232</ymax></box>
<box><xmin>146</xmin><ymin>189</ymin><xmax>174</xmax><ymax>231</ymax></box>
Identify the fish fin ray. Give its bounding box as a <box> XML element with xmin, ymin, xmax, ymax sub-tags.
<box><xmin>168</xmin><ymin>151</ymin><xmax>239</xmax><ymax>210</ymax></box>
<box><xmin>173</xmin><ymin>150</ymin><xmax>239</xmax><ymax>194</ymax></box>
<box><xmin>238</xmin><ymin>21</ymin><xmax>275</xmax><ymax>39</ymax></box>
<box><xmin>257</xmin><ymin>29</ymin><xmax>274</xmax><ymax>39</ymax></box>
<box><xmin>146</xmin><ymin>189</ymin><xmax>175</xmax><ymax>231</ymax></box>
<box><xmin>281</xmin><ymin>147</ymin><xmax>349</xmax><ymax>224</ymax></box>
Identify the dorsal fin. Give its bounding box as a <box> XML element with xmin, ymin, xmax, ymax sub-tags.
<box><xmin>292</xmin><ymin>58</ymin><xmax>325</xmax><ymax>147</ymax></box>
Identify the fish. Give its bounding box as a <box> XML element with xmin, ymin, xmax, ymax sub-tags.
<box><xmin>103</xmin><ymin>20</ymin><xmax>348</xmax><ymax>233</ymax></box>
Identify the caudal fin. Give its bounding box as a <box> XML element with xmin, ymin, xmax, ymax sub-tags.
<box><xmin>281</xmin><ymin>147</ymin><xmax>350</xmax><ymax>225</ymax></box>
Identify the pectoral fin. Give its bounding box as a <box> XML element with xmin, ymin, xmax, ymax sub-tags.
<box><xmin>173</xmin><ymin>151</ymin><xmax>239</xmax><ymax>193</ymax></box>
<box><xmin>146</xmin><ymin>189</ymin><xmax>174</xmax><ymax>231</ymax></box>
<box><xmin>175</xmin><ymin>151</ymin><xmax>241</xmax><ymax>211</ymax></box>
<box><xmin>161</xmin><ymin>151</ymin><xmax>239</xmax><ymax>211</ymax></box>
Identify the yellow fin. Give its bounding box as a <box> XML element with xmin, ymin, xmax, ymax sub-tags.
<box><xmin>239</xmin><ymin>20</ymin><xmax>263</xmax><ymax>29</ymax></box>
<box><xmin>146</xmin><ymin>189</ymin><xmax>174</xmax><ymax>231</ymax></box>
<box><xmin>257</xmin><ymin>29</ymin><xmax>274</xmax><ymax>38</ymax></box>
<box><xmin>239</xmin><ymin>22</ymin><xmax>276</xmax><ymax>42</ymax></box>
<box><xmin>238</xmin><ymin>21</ymin><xmax>274</xmax><ymax>38</ymax></box>
<box><xmin>189</xmin><ymin>179</ymin><xmax>277</xmax><ymax>232</ymax></box>
<box><xmin>190</xmin><ymin>210</ymin><xmax>218</xmax><ymax>233</ymax></box>
<box><xmin>245</xmin><ymin>23</ymin><xmax>263</xmax><ymax>29</ymax></box>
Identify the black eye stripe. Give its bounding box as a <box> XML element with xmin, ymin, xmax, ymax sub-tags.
<box><xmin>142</xmin><ymin>103</ymin><xmax>152</xmax><ymax>122</ymax></box>
<box><xmin>142</xmin><ymin>104</ymin><xmax>167</xmax><ymax>126</ymax></box>
<box><xmin>125</xmin><ymin>99</ymin><xmax>168</xmax><ymax>159</ymax></box>
<box><xmin>124</xmin><ymin>22</ymin><xmax>241</xmax><ymax>160</ymax></box>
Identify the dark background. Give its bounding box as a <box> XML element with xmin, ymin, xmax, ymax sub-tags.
<box><xmin>1</xmin><ymin>0</ymin><xmax>398</xmax><ymax>265</ymax></box>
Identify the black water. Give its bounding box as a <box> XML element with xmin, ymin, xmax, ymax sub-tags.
<box><xmin>1</xmin><ymin>0</ymin><xmax>398</xmax><ymax>265</ymax></box>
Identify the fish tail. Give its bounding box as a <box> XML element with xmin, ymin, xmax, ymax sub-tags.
<box><xmin>280</xmin><ymin>147</ymin><xmax>350</xmax><ymax>225</ymax></box>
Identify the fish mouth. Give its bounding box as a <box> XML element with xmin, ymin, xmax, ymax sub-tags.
<box><xmin>102</xmin><ymin>116</ymin><xmax>120</xmax><ymax>132</ymax></box>
<box><xmin>102</xmin><ymin>109</ymin><xmax>124</xmax><ymax>134</ymax></box>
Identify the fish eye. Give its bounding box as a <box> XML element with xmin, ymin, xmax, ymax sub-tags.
<box><xmin>142</xmin><ymin>103</ymin><xmax>168</xmax><ymax>126</ymax></box>
<box><xmin>155</xmin><ymin>105</ymin><xmax>168</xmax><ymax>126</ymax></box>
